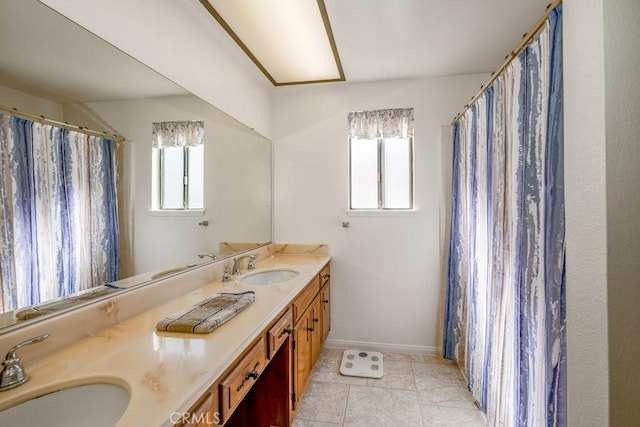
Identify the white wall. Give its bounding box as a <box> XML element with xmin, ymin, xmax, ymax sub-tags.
<box><xmin>0</xmin><ymin>85</ymin><xmax>63</xmax><ymax>120</ymax></box>
<box><xmin>565</xmin><ymin>0</ymin><xmax>640</xmax><ymax>425</ymax></box>
<box><xmin>272</xmin><ymin>75</ymin><xmax>487</xmax><ymax>353</ymax></box>
<box><xmin>602</xmin><ymin>0</ymin><xmax>640</xmax><ymax>424</ymax></box>
<box><xmin>40</xmin><ymin>0</ymin><xmax>272</xmax><ymax>138</ymax></box>
<box><xmin>64</xmin><ymin>95</ymin><xmax>271</xmax><ymax>275</ymax></box>
<box><xmin>564</xmin><ymin>0</ymin><xmax>610</xmax><ymax>423</ymax></box>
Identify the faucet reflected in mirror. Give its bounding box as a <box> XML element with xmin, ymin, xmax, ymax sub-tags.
<box><xmin>198</xmin><ymin>253</ymin><xmax>219</xmax><ymax>260</ymax></box>
<box><xmin>0</xmin><ymin>0</ymin><xmax>272</xmax><ymax>333</ymax></box>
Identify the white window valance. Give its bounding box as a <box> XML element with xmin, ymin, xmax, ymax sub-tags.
<box><xmin>348</xmin><ymin>108</ymin><xmax>414</xmax><ymax>140</ymax></box>
<box><xmin>152</xmin><ymin>120</ymin><xmax>204</xmax><ymax>148</ymax></box>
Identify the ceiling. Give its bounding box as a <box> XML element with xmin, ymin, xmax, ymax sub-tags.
<box><xmin>324</xmin><ymin>0</ymin><xmax>553</xmax><ymax>82</ymax></box>
<box><xmin>0</xmin><ymin>0</ymin><xmax>554</xmax><ymax>104</ymax></box>
<box><xmin>0</xmin><ymin>0</ymin><xmax>187</xmax><ymax>104</ymax></box>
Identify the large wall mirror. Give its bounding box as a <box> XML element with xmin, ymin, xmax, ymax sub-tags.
<box><xmin>0</xmin><ymin>0</ymin><xmax>272</xmax><ymax>332</ymax></box>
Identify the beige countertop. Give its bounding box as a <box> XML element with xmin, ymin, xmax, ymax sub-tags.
<box><xmin>0</xmin><ymin>253</ymin><xmax>330</xmax><ymax>426</ymax></box>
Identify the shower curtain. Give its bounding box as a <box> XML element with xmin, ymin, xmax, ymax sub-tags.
<box><xmin>0</xmin><ymin>114</ymin><xmax>120</xmax><ymax>313</ymax></box>
<box><xmin>443</xmin><ymin>5</ymin><xmax>565</xmax><ymax>427</ymax></box>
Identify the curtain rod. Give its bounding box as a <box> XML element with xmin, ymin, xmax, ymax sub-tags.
<box><xmin>451</xmin><ymin>0</ymin><xmax>562</xmax><ymax>124</ymax></box>
<box><xmin>0</xmin><ymin>104</ymin><xmax>124</xmax><ymax>142</ymax></box>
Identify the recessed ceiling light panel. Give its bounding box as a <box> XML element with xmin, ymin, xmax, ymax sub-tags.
<box><xmin>200</xmin><ymin>0</ymin><xmax>345</xmax><ymax>85</ymax></box>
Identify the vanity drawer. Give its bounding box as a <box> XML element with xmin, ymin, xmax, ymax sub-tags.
<box><xmin>219</xmin><ymin>337</ymin><xmax>267</xmax><ymax>423</ymax></box>
<box><xmin>293</xmin><ymin>275</ymin><xmax>320</xmax><ymax>323</ymax></box>
<box><xmin>320</xmin><ymin>262</ymin><xmax>330</xmax><ymax>287</ymax></box>
<box><xmin>268</xmin><ymin>308</ymin><xmax>293</xmax><ymax>359</ymax></box>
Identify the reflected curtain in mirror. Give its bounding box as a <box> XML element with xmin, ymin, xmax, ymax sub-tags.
<box><xmin>0</xmin><ymin>114</ymin><xmax>119</xmax><ymax>313</ymax></box>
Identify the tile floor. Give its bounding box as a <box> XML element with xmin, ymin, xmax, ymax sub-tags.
<box><xmin>292</xmin><ymin>347</ymin><xmax>486</xmax><ymax>427</ymax></box>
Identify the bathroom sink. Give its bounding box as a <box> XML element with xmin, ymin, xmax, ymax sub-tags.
<box><xmin>241</xmin><ymin>269</ymin><xmax>299</xmax><ymax>285</ymax></box>
<box><xmin>0</xmin><ymin>383</ymin><xmax>130</xmax><ymax>427</ymax></box>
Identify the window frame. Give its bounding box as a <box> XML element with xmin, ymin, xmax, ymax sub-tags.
<box><xmin>348</xmin><ymin>135</ymin><xmax>415</xmax><ymax>211</ymax></box>
<box><xmin>156</xmin><ymin>144</ymin><xmax>203</xmax><ymax>211</ymax></box>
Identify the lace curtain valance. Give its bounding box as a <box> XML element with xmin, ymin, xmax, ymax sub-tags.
<box><xmin>348</xmin><ymin>108</ymin><xmax>414</xmax><ymax>139</ymax></box>
<box><xmin>152</xmin><ymin>120</ymin><xmax>204</xmax><ymax>148</ymax></box>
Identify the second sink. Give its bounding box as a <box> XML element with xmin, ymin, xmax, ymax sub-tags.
<box><xmin>240</xmin><ymin>269</ymin><xmax>299</xmax><ymax>285</ymax></box>
<box><xmin>0</xmin><ymin>383</ymin><xmax>130</xmax><ymax>427</ymax></box>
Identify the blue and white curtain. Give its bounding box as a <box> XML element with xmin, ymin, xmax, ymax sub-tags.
<box><xmin>0</xmin><ymin>114</ymin><xmax>119</xmax><ymax>313</ymax></box>
<box><xmin>444</xmin><ymin>5</ymin><xmax>565</xmax><ymax>426</ymax></box>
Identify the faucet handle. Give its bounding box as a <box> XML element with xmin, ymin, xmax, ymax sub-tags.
<box><xmin>5</xmin><ymin>333</ymin><xmax>49</xmax><ymax>360</ymax></box>
<box><xmin>223</xmin><ymin>266</ymin><xmax>232</xmax><ymax>282</ymax></box>
<box><xmin>1</xmin><ymin>333</ymin><xmax>50</xmax><ymax>391</ymax></box>
<box><xmin>248</xmin><ymin>254</ymin><xmax>258</xmax><ymax>270</ymax></box>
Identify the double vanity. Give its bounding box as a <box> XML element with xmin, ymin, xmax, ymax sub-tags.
<box><xmin>0</xmin><ymin>244</ymin><xmax>331</xmax><ymax>426</ymax></box>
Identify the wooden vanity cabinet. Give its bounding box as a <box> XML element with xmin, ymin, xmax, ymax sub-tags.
<box><xmin>175</xmin><ymin>389</ymin><xmax>219</xmax><ymax>427</ymax></box>
<box><xmin>223</xmin><ymin>306</ymin><xmax>292</xmax><ymax>427</ymax></box>
<box><xmin>219</xmin><ymin>337</ymin><xmax>267</xmax><ymax>423</ymax></box>
<box><xmin>174</xmin><ymin>261</ymin><xmax>331</xmax><ymax>426</ymax></box>
<box><xmin>292</xmin><ymin>275</ymin><xmax>319</xmax><ymax>323</ymax></box>
<box><xmin>268</xmin><ymin>308</ymin><xmax>293</xmax><ymax>359</ymax></box>
<box><xmin>291</xmin><ymin>262</ymin><xmax>331</xmax><ymax>411</ymax></box>
<box><xmin>319</xmin><ymin>263</ymin><xmax>331</xmax><ymax>345</ymax></box>
<box><xmin>310</xmin><ymin>297</ymin><xmax>323</xmax><ymax>365</ymax></box>
<box><xmin>292</xmin><ymin>303</ymin><xmax>313</xmax><ymax>408</ymax></box>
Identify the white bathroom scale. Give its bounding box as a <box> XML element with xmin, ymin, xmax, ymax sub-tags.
<box><xmin>339</xmin><ymin>350</ymin><xmax>384</xmax><ymax>378</ymax></box>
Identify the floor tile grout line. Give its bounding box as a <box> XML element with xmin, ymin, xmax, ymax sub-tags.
<box><xmin>412</xmin><ymin>362</ymin><xmax>428</xmax><ymax>427</ymax></box>
<box><xmin>341</xmin><ymin>383</ymin><xmax>351</xmax><ymax>426</ymax></box>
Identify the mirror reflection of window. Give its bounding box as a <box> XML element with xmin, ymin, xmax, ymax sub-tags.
<box><xmin>152</xmin><ymin>120</ymin><xmax>204</xmax><ymax>210</ymax></box>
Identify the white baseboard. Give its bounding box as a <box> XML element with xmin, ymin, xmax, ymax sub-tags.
<box><xmin>324</xmin><ymin>338</ymin><xmax>440</xmax><ymax>356</ymax></box>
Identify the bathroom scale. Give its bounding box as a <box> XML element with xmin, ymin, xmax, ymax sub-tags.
<box><xmin>339</xmin><ymin>350</ymin><xmax>384</xmax><ymax>378</ymax></box>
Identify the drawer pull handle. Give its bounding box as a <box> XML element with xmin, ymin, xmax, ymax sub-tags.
<box><xmin>313</xmin><ymin>317</ymin><xmax>319</xmax><ymax>323</ymax></box>
<box><xmin>307</xmin><ymin>326</ymin><xmax>314</xmax><ymax>332</ymax></box>
<box><xmin>323</xmin><ymin>299</ymin><xmax>329</xmax><ymax>304</ymax></box>
<box><xmin>236</xmin><ymin>362</ymin><xmax>260</xmax><ymax>392</ymax></box>
<box><xmin>322</xmin><ymin>273</ymin><xmax>330</xmax><ymax>282</ymax></box>
<box><xmin>278</xmin><ymin>326</ymin><xmax>292</xmax><ymax>338</ymax></box>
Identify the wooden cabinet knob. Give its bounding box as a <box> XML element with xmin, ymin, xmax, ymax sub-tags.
<box><xmin>278</xmin><ymin>326</ymin><xmax>292</xmax><ymax>338</ymax></box>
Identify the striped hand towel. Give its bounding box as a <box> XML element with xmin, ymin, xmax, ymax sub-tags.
<box><xmin>156</xmin><ymin>291</ymin><xmax>255</xmax><ymax>334</ymax></box>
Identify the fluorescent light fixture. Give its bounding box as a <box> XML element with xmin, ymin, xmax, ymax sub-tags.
<box><xmin>199</xmin><ymin>0</ymin><xmax>345</xmax><ymax>85</ymax></box>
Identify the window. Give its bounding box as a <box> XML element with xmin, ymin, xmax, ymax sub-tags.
<box><xmin>348</xmin><ymin>108</ymin><xmax>414</xmax><ymax>210</ymax></box>
<box><xmin>152</xmin><ymin>120</ymin><xmax>204</xmax><ymax>210</ymax></box>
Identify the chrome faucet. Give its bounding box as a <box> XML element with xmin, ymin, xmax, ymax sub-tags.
<box><xmin>232</xmin><ymin>254</ymin><xmax>258</xmax><ymax>275</ymax></box>
<box><xmin>0</xmin><ymin>333</ymin><xmax>50</xmax><ymax>391</ymax></box>
<box><xmin>198</xmin><ymin>253</ymin><xmax>218</xmax><ymax>260</ymax></box>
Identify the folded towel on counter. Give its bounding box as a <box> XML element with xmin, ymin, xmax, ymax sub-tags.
<box><xmin>156</xmin><ymin>291</ymin><xmax>255</xmax><ymax>334</ymax></box>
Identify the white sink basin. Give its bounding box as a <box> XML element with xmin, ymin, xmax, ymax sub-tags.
<box><xmin>0</xmin><ymin>383</ymin><xmax>130</xmax><ymax>427</ymax></box>
<box><xmin>241</xmin><ymin>269</ymin><xmax>299</xmax><ymax>285</ymax></box>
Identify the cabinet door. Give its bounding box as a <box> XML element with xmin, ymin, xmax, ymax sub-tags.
<box><xmin>293</xmin><ymin>310</ymin><xmax>313</xmax><ymax>409</ymax></box>
<box><xmin>175</xmin><ymin>392</ymin><xmax>216</xmax><ymax>426</ymax></box>
<box><xmin>321</xmin><ymin>282</ymin><xmax>331</xmax><ymax>344</ymax></box>
<box><xmin>311</xmin><ymin>297</ymin><xmax>322</xmax><ymax>366</ymax></box>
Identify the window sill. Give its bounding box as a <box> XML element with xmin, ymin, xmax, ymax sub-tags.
<box><xmin>149</xmin><ymin>209</ymin><xmax>206</xmax><ymax>217</ymax></box>
<box><xmin>346</xmin><ymin>209</ymin><xmax>417</xmax><ymax>218</ymax></box>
